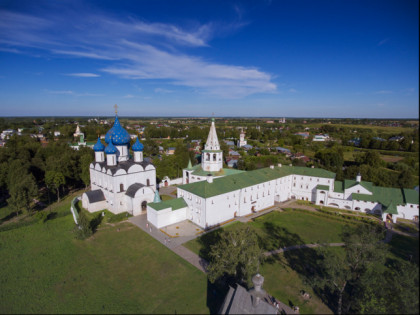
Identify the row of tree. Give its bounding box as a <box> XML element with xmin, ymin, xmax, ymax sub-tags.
<box><xmin>0</xmin><ymin>135</ymin><xmax>93</xmax><ymax>215</ymax></box>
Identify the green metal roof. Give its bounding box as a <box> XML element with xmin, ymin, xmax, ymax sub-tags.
<box><xmin>148</xmin><ymin>198</ymin><xmax>187</xmax><ymax>211</ymax></box>
<box><xmin>334</xmin><ymin>180</ymin><xmax>373</xmax><ymax>193</ymax></box>
<box><xmin>343</xmin><ymin>180</ymin><xmax>373</xmax><ymax>192</ymax></box>
<box><xmin>403</xmin><ymin>188</ymin><xmax>419</xmax><ymax>204</ymax></box>
<box><xmin>351</xmin><ymin>186</ymin><xmax>419</xmax><ymax>215</ymax></box>
<box><xmin>179</xmin><ymin>165</ymin><xmax>336</xmax><ymax>198</ymax></box>
<box><xmin>334</xmin><ymin>181</ymin><xmax>344</xmax><ymax>193</ymax></box>
<box><xmin>383</xmin><ymin>201</ymin><xmax>398</xmax><ymax>214</ymax></box>
<box><xmin>316</xmin><ymin>185</ymin><xmax>330</xmax><ymax>191</ymax></box>
<box><xmin>191</xmin><ymin>167</ymin><xmax>244</xmax><ymax>177</ymax></box>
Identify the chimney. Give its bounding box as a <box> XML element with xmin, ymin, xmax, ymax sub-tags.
<box><xmin>206</xmin><ymin>174</ymin><xmax>213</xmax><ymax>183</ymax></box>
<box><xmin>250</xmin><ymin>274</ymin><xmax>266</xmax><ymax>307</ymax></box>
<box><xmin>356</xmin><ymin>172</ymin><xmax>362</xmax><ymax>182</ymax></box>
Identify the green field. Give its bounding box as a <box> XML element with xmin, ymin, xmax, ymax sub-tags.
<box><xmin>185</xmin><ymin>211</ymin><xmax>349</xmax><ymax>258</ymax></box>
<box><xmin>184</xmin><ymin>210</ymin><xmax>419</xmax><ymax>314</ymax></box>
<box><xmin>0</xmin><ymin>196</ymin><xmax>209</xmax><ymax>314</ymax></box>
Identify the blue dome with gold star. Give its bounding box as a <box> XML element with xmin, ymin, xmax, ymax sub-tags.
<box><xmin>93</xmin><ymin>137</ymin><xmax>105</xmax><ymax>152</ymax></box>
<box><xmin>105</xmin><ymin>141</ymin><xmax>118</xmax><ymax>154</ymax></box>
<box><xmin>132</xmin><ymin>138</ymin><xmax>144</xmax><ymax>151</ymax></box>
<box><xmin>105</xmin><ymin>116</ymin><xmax>131</xmax><ymax>145</ymax></box>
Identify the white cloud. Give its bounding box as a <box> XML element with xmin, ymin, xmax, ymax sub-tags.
<box><xmin>123</xmin><ymin>94</ymin><xmax>135</xmax><ymax>98</ymax></box>
<box><xmin>45</xmin><ymin>89</ymin><xmax>74</xmax><ymax>95</ymax></box>
<box><xmin>65</xmin><ymin>73</ymin><xmax>101</xmax><ymax>77</ymax></box>
<box><xmin>44</xmin><ymin>89</ymin><xmax>103</xmax><ymax>97</ymax></box>
<box><xmin>289</xmin><ymin>88</ymin><xmax>297</xmax><ymax>93</ymax></box>
<box><xmin>0</xmin><ymin>8</ymin><xmax>276</xmax><ymax>98</ymax></box>
<box><xmin>154</xmin><ymin>88</ymin><xmax>174</xmax><ymax>94</ymax></box>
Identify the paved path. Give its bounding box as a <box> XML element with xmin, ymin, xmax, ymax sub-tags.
<box><xmin>264</xmin><ymin>242</ymin><xmax>345</xmax><ymax>257</ymax></box>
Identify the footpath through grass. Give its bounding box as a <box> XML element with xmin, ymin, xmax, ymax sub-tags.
<box><xmin>0</xmin><ymin>195</ymin><xmax>209</xmax><ymax>314</ymax></box>
<box><xmin>184</xmin><ymin>209</ymin><xmax>419</xmax><ymax>314</ymax></box>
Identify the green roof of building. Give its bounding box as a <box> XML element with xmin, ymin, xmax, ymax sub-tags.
<box><xmin>148</xmin><ymin>198</ymin><xmax>187</xmax><ymax>211</ymax></box>
<box><xmin>191</xmin><ymin>167</ymin><xmax>244</xmax><ymax>177</ymax></box>
<box><xmin>316</xmin><ymin>185</ymin><xmax>330</xmax><ymax>191</ymax></box>
<box><xmin>344</xmin><ymin>179</ymin><xmax>373</xmax><ymax>192</ymax></box>
<box><xmin>334</xmin><ymin>181</ymin><xmax>344</xmax><ymax>193</ymax></box>
<box><xmin>333</xmin><ymin>180</ymin><xmax>373</xmax><ymax>193</ymax></box>
<box><xmin>382</xmin><ymin>201</ymin><xmax>398</xmax><ymax>214</ymax></box>
<box><xmin>351</xmin><ymin>186</ymin><xmax>419</xmax><ymax>213</ymax></box>
<box><xmin>403</xmin><ymin>188</ymin><xmax>419</xmax><ymax>204</ymax></box>
<box><xmin>179</xmin><ymin>165</ymin><xmax>336</xmax><ymax>198</ymax></box>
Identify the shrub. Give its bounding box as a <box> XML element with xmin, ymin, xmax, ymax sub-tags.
<box><xmin>74</xmin><ymin>211</ymin><xmax>92</xmax><ymax>240</ymax></box>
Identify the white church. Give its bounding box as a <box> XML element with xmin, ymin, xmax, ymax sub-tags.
<box><xmin>82</xmin><ymin>113</ymin><xmax>419</xmax><ymax>230</ymax></box>
<box><xmin>82</xmin><ymin>115</ymin><xmax>156</xmax><ymax>216</ymax></box>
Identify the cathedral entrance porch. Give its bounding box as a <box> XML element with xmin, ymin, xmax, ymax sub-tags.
<box><xmin>141</xmin><ymin>201</ymin><xmax>147</xmax><ymax>212</ymax></box>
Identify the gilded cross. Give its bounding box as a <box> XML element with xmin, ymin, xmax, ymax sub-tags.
<box><xmin>114</xmin><ymin>104</ymin><xmax>118</xmax><ymax>115</ymax></box>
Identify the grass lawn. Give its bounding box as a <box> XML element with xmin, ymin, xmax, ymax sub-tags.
<box><xmin>185</xmin><ymin>211</ymin><xmax>350</xmax><ymax>258</ymax></box>
<box><xmin>184</xmin><ymin>210</ymin><xmax>419</xmax><ymax>314</ymax></box>
<box><xmin>0</xmin><ymin>195</ymin><xmax>209</xmax><ymax>314</ymax></box>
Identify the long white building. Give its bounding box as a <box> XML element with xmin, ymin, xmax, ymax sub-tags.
<box><xmin>80</xmin><ymin>114</ymin><xmax>419</xmax><ymax>229</ymax></box>
<box><xmin>147</xmin><ymin>120</ymin><xmax>419</xmax><ymax>229</ymax></box>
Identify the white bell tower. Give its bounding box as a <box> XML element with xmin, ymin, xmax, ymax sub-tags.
<box><xmin>201</xmin><ymin>118</ymin><xmax>223</xmax><ymax>172</ymax></box>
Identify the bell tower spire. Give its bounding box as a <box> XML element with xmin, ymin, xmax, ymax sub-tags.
<box><xmin>202</xmin><ymin>118</ymin><xmax>223</xmax><ymax>172</ymax></box>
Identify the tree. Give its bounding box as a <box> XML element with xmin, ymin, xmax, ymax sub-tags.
<box><xmin>74</xmin><ymin>210</ymin><xmax>92</xmax><ymax>240</ymax></box>
<box><xmin>80</xmin><ymin>154</ymin><xmax>93</xmax><ymax>188</ymax></box>
<box><xmin>316</xmin><ymin>224</ymin><xmax>387</xmax><ymax>314</ymax></box>
<box><xmin>207</xmin><ymin>225</ymin><xmax>264</xmax><ymax>287</ymax></box>
<box><xmin>45</xmin><ymin>170</ymin><xmax>65</xmax><ymax>202</ymax></box>
<box><xmin>397</xmin><ymin>169</ymin><xmax>414</xmax><ymax>189</ymax></box>
<box><xmin>8</xmin><ymin>173</ymin><xmax>38</xmax><ymax>215</ymax></box>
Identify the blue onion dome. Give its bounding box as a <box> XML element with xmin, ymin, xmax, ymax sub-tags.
<box><xmin>104</xmin><ymin>141</ymin><xmax>118</xmax><ymax>154</ymax></box>
<box><xmin>132</xmin><ymin>138</ymin><xmax>144</xmax><ymax>151</ymax></box>
<box><xmin>93</xmin><ymin>137</ymin><xmax>105</xmax><ymax>152</ymax></box>
<box><xmin>105</xmin><ymin>116</ymin><xmax>131</xmax><ymax>145</ymax></box>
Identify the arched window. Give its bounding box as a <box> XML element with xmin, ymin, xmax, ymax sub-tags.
<box><xmin>213</xmin><ymin>153</ymin><xmax>216</xmax><ymax>161</ymax></box>
<box><xmin>206</xmin><ymin>153</ymin><xmax>210</xmax><ymax>161</ymax></box>
<box><xmin>120</xmin><ymin>183</ymin><xmax>124</xmax><ymax>192</ymax></box>
<box><xmin>146</xmin><ymin>179</ymin><xmax>150</xmax><ymax>186</ymax></box>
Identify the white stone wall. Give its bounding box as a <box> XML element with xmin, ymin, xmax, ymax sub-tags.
<box><xmin>81</xmin><ymin>193</ymin><xmax>107</xmax><ymax>213</ymax></box>
<box><xmin>147</xmin><ymin>206</ymin><xmax>188</xmax><ymax>229</ymax></box>
<box><xmin>395</xmin><ymin>204</ymin><xmax>419</xmax><ymax>222</ymax></box>
<box><xmin>344</xmin><ymin>184</ymin><xmax>372</xmax><ymax>199</ymax></box>
<box><xmin>88</xmin><ymin>162</ymin><xmax>156</xmax><ymax>214</ymax></box>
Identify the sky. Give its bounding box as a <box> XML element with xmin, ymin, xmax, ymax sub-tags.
<box><xmin>0</xmin><ymin>0</ymin><xmax>418</xmax><ymax>118</ymax></box>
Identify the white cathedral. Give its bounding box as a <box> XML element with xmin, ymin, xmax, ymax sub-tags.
<box><xmin>82</xmin><ymin>115</ymin><xmax>156</xmax><ymax>216</ymax></box>
<box><xmin>83</xmin><ymin>114</ymin><xmax>419</xmax><ymax>230</ymax></box>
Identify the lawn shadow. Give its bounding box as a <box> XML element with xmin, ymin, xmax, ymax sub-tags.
<box><xmin>387</xmin><ymin>233</ymin><xmax>419</xmax><ymax>265</ymax></box>
<box><xmin>90</xmin><ymin>212</ymin><xmax>104</xmax><ymax>233</ymax></box>
<box><xmin>260</xmin><ymin>221</ymin><xmax>336</xmax><ymax>311</ymax></box>
<box><xmin>0</xmin><ymin>210</ymin><xmax>18</xmax><ymax>224</ymax></box>
<box><xmin>259</xmin><ymin>221</ymin><xmax>305</xmax><ymax>251</ymax></box>
<box><xmin>197</xmin><ymin>228</ymin><xmax>223</xmax><ymax>261</ymax></box>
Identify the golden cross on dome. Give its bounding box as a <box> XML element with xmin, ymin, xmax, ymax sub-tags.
<box><xmin>114</xmin><ymin>104</ymin><xmax>118</xmax><ymax>115</ymax></box>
